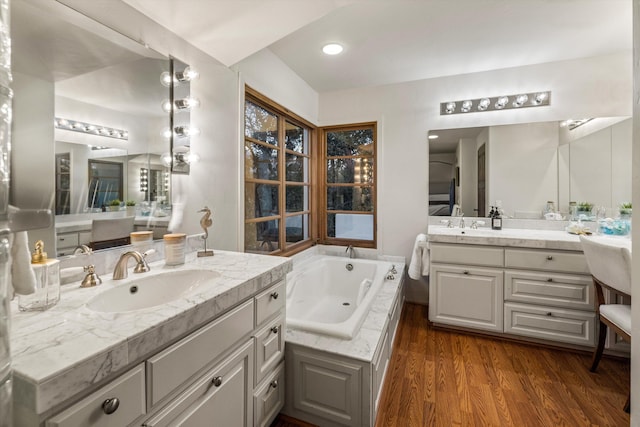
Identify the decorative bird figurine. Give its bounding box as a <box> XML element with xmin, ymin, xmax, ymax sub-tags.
<box><xmin>197</xmin><ymin>206</ymin><xmax>214</xmax><ymax>257</ymax></box>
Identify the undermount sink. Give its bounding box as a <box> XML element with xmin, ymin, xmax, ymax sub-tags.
<box><xmin>86</xmin><ymin>269</ymin><xmax>221</xmax><ymax>313</ymax></box>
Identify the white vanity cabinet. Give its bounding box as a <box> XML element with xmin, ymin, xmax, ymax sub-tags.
<box><xmin>429</xmin><ymin>241</ymin><xmax>599</xmax><ymax>349</ymax></box>
<box><xmin>429</xmin><ymin>243</ymin><xmax>504</xmax><ymax>332</ymax></box>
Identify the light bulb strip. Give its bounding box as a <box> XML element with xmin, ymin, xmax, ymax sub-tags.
<box><xmin>440</xmin><ymin>91</ymin><xmax>551</xmax><ymax>115</ymax></box>
<box><xmin>55</xmin><ymin>117</ymin><xmax>128</xmax><ymax>140</ymax></box>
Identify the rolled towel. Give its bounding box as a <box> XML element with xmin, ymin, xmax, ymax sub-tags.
<box><xmin>408</xmin><ymin>233</ymin><xmax>429</xmax><ymax>280</ymax></box>
<box><xmin>11</xmin><ymin>231</ymin><xmax>36</xmax><ymax>296</ymax></box>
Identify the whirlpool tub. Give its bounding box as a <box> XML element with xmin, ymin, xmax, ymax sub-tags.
<box><xmin>286</xmin><ymin>255</ymin><xmax>393</xmax><ymax>339</ymax></box>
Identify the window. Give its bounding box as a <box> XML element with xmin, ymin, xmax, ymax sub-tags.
<box><xmin>321</xmin><ymin>123</ymin><xmax>376</xmax><ymax>247</ymax></box>
<box><xmin>244</xmin><ymin>88</ymin><xmax>315</xmax><ymax>255</ymax></box>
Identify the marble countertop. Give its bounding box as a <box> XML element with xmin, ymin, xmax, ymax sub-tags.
<box><xmin>10</xmin><ymin>250</ymin><xmax>292</xmax><ymax>415</ymax></box>
<box><xmin>56</xmin><ymin>216</ymin><xmax>170</xmax><ymax>234</ymax></box>
<box><xmin>427</xmin><ymin>225</ymin><xmax>633</xmax><ymax>251</ymax></box>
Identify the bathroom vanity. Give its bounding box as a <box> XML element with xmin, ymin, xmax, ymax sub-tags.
<box><xmin>10</xmin><ymin>250</ymin><xmax>291</xmax><ymax>427</ymax></box>
<box><xmin>428</xmin><ymin>226</ymin><xmax>630</xmax><ymax>353</ymax></box>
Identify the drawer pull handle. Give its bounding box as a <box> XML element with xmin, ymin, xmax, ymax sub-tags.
<box><xmin>102</xmin><ymin>397</ymin><xmax>120</xmax><ymax>415</ymax></box>
<box><xmin>547</xmin><ymin>278</ymin><xmax>553</xmax><ymax>282</ymax></box>
<box><xmin>270</xmin><ymin>380</ymin><xmax>279</xmax><ymax>389</ymax></box>
<box><xmin>211</xmin><ymin>376</ymin><xmax>223</xmax><ymax>387</ymax></box>
<box><xmin>463</xmin><ymin>271</ymin><xmax>469</xmax><ymax>275</ymax></box>
<box><xmin>271</xmin><ymin>326</ymin><xmax>279</xmax><ymax>334</ymax></box>
<box><xmin>546</xmin><ymin>312</ymin><xmax>553</xmax><ymax>317</ymax></box>
<box><xmin>270</xmin><ymin>292</ymin><xmax>279</xmax><ymax>300</ymax></box>
<box><xmin>546</xmin><ymin>256</ymin><xmax>553</xmax><ymax>260</ymax></box>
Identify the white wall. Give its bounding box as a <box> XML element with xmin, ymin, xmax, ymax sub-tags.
<box><xmin>11</xmin><ymin>72</ymin><xmax>55</xmax><ymax>250</ymax></box>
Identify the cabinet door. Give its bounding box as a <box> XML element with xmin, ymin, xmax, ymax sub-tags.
<box><xmin>429</xmin><ymin>264</ymin><xmax>504</xmax><ymax>332</ymax></box>
<box><xmin>143</xmin><ymin>340</ymin><xmax>253</xmax><ymax>427</ymax></box>
<box><xmin>254</xmin><ymin>313</ymin><xmax>284</xmax><ymax>386</ymax></box>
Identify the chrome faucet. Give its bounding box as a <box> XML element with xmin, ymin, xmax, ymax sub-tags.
<box><xmin>345</xmin><ymin>245</ymin><xmax>356</xmax><ymax>259</ymax></box>
<box><xmin>113</xmin><ymin>251</ymin><xmax>150</xmax><ymax>280</ymax></box>
<box><xmin>73</xmin><ymin>244</ymin><xmax>92</xmax><ymax>255</ymax></box>
<box><xmin>459</xmin><ymin>214</ymin><xmax>465</xmax><ymax>229</ymax></box>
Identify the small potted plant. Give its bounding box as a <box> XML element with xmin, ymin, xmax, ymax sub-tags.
<box><xmin>108</xmin><ymin>199</ymin><xmax>121</xmax><ymax>212</ymax></box>
<box><xmin>619</xmin><ymin>202</ymin><xmax>632</xmax><ymax>219</ymax></box>
<box><xmin>125</xmin><ymin>200</ymin><xmax>137</xmax><ymax>216</ymax></box>
<box><xmin>576</xmin><ymin>201</ymin><xmax>593</xmax><ymax>216</ymax></box>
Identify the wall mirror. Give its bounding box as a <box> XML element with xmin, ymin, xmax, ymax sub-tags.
<box><xmin>12</xmin><ymin>1</ymin><xmax>172</xmax><ymax>256</ymax></box>
<box><xmin>428</xmin><ymin>116</ymin><xmax>631</xmax><ymax>219</ymax></box>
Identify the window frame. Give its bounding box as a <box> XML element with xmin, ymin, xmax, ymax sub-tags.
<box><xmin>320</xmin><ymin>122</ymin><xmax>377</xmax><ymax>248</ymax></box>
<box><xmin>244</xmin><ymin>86</ymin><xmax>317</xmax><ymax>256</ymax></box>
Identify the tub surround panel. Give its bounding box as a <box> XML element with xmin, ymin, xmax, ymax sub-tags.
<box><xmin>10</xmin><ymin>250</ymin><xmax>292</xmax><ymax>415</ymax></box>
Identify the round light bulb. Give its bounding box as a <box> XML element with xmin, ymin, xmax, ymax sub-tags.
<box><xmin>478</xmin><ymin>98</ymin><xmax>490</xmax><ymax>111</ymax></box>
<box><xmin>461</xmin><ymin>100</ymin><xmax>472</xmax><ymax>113</ymax></box>
<box><xmin>161</xmin><ymin>99</ymin><xmax>173</xmax><ymax>113</ymax></box>
<box><xmin>322</xmin><ymin>43</ymin><xmax>343</xmax><ymax>55</ymax></box>
<box><xmin>445</xmin><ymin>102</ymin><xmax>456</xmax><ymax>114</ymax></box>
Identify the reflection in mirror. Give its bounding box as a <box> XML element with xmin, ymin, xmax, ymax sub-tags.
<box><xmin>12</xmin><ymin>1</ymin><xmax>171</xmax><ymax>256</ymax></box>
<box><xmin>428</xmin><ymin>117</ymin><xmax>631</xmax><ymax>220</ymax></box>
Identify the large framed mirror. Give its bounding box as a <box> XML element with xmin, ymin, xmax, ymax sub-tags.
<box><xmin>428</xmin><ymin>117</ymin><xmax>631</xmax><ymax>219</ymax></box>
<box><xmin>12</xmin><ymin>0</ymin><xmax>172</xmax><ymax>256</ymax></box>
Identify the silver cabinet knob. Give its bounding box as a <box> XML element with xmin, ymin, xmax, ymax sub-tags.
<box><xmin>102</xmin><ymin>397</ymin><xmax>119</xmax><ymax>415</ymax></box>
<box><xmin>270</xmin><ymin>380</ymin><xmax>278</xmax><ymax>389</ymax></box>
<box><xmin>546</xmin><ymin>312</ymin><xmax>553</xmax><ymax>317</ymax></box>
<box><xmin>547</xmin><ymin>278</ymin><xmax>553</xmax><ymax>282</ymax></box>
<box><xmin>270</xmin><ymin>291</ymin><xmax>279</xmax><ymax>300</ymax></box>
<box><xmin>463</xmin><ymin>271</ymin><xmax>469</xmax><ymax>275</ymax></box>
<box><xmin>271</xmin><ymin>326</ymin><xmax>279</xmax><ymax>334</ymax></box>
<box><xmin>211</xmin><ymin>376</ymin><xmax>223</xmax><ymax>387</ymax></box>
<box><xmin>546</xmin><ymin>255</ymin><xmax>553</xmax><ymax>260</ymax></box>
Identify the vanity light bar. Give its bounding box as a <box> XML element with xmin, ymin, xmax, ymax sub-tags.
<box><xmin>55</xmin><ymin>118</ymin><xmax>128</xmax><ymax>140</ymax></box>
<box><xmin>440</xmin><ymin>91</ymin><xmax>551</xmax><ymax>115</ymax></box>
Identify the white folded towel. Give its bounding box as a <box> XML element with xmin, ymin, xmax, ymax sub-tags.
<box><xmin>408</xmin><ymin>233</ymin><xmax>429</xmax><ymax>280</ymax></box>
<box><xmin>11</xmin><ymin>231</ymin><xmax>36</xmax><ymax>297</ymax></box>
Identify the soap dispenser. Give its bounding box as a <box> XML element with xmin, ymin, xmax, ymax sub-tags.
<box><xmin>491</xmin><ymin>206</ymin><xmax>502</xmax><ymax>230</ymax></box>
<box><xmin>19</xmin><ymin>240</ymin><xmax>60</xmax><ymax>311</ymax></box>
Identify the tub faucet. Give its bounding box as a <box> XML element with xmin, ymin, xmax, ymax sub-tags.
<box><xmin>113</xmin><ymin>250</ymin><xmax>150</xmax><ymax>280</ymax></box>
<box><xmin>345</xmin><ymin>245</ymin><xmax>356</xmax><ymax>259</ymax></box>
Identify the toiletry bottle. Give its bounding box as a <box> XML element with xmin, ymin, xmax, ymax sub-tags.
<box><xmin>491</xmin><ymin>207</ymin><xmax>502</xmax><ymax>230</ymax></box>
<box><xmin>19</xmin><ymin>240</ymin><xmax>60</xmax><ymax>311</ymax></box>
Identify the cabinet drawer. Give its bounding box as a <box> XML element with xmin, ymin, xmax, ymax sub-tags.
<box><xmin>430</xmin><ymin>243</ymin><xmax>504</xmax><ymax>267</ymax></box>
<box><xmin>147</xmin><ymin>300</ymin><xmax>254</xmax><ymax>407</ymax></box>
<box><xmin>254</xmin><ymin>313</ymin><xmax>285</xmax><ymax>386</ymax></box>
<box><xmin>504</xmin><ymin>302</ymin><xmax>596</xmax><ymax>346</ymax></box>
<box><xmin>46</xmin><ymin>364</ymin><xmax>145</xmax><ymax>427</ymax></box>
<box><xmin>56</xmin><ymin>233</ymin><xmax>79</xmax><ymax>249</ymax></box>
<box><xmin>255</xmin><ymin>280</ymin><xmax>285</xmax><ymax>326</ymax></box>
<box><xmin>253</xmin><ymin>362</ymin><xmax>285</xmax><ymax>427</ymax></box>
<box><xmin>143</xmin><ymin>339</ymin><xmax>254</xmax><ymax>427</ymax></box>
<box><xmin>505</xmin><ymin>270</ymin><xmax>594</xmax><ymax>310</ymax></box>
<box><xmin>505</xmin><ymin>248</ymin><xmax>589</xmax><ymax>274</ymax></box>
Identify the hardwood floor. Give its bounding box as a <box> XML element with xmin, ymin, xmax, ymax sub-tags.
<box><xmin>272</xmin><ymin>303</ymin><xmax>630</xmax><ymax>427</ymax></box>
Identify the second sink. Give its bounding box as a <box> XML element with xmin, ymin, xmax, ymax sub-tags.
<box><xmin>86</xmin><ymin>269</ymin><xmax>221</xmax><ymax>313</ymax></box>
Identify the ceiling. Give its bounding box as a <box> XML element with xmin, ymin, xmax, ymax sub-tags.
<box><xmin>122</xmin><ymin>0</ymin><xmax>632</xmax><ymax>93</ymax></box>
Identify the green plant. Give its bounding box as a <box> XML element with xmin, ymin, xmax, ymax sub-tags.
<box><xmin>619</xmin><ymin>202</ymin><xmax>632</xmax><ymax>215</ymax></box>
<box><xmin>108</xmin><ymin>199</ymin><xmax>121</xmax><ymax>207</ymax></box>
<box><xmin>125</xmin><ymin>200</ymin><xmax>136</xmax><ymax>207</ymax></box>
<box><xmin>577</xmin><ymin>201</ymin><xmax>593</xmax><ymax>211</ymax></box>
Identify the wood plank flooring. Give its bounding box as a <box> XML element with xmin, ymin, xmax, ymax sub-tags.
<box><xmin>272</xmin><ymin>303</ymin><xmax>630</xmax><ymax>427</ymax></box>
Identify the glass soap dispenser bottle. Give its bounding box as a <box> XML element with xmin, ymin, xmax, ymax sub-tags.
<box><xmin>18</xmin><ymin>240</ymin><xmax>60</xmax><ymax>311</ymax></box>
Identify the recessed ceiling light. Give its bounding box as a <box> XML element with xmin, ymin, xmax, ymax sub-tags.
<box><xmin>322</xmin><ymin>43</ymin><xmax>343</xmax><ymax>55</ymax></box>
<box><xmin>428</xmin><ymin>134</ymin><xmax>439</xmax><ymax>140</ymax></box>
